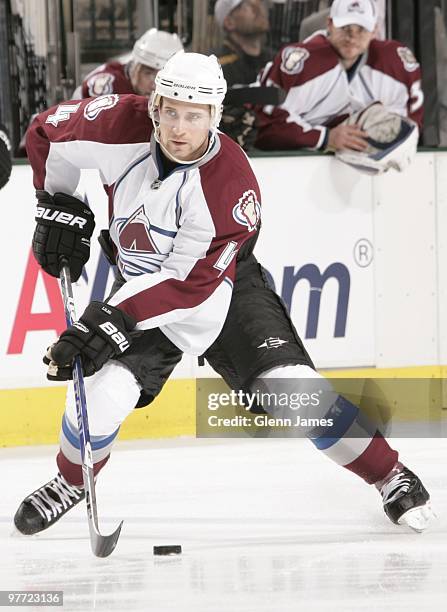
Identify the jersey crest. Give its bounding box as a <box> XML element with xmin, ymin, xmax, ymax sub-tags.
<box><xmin>397</xmin><ymin>47</ymin><xmax>419</xmax><ymax>72</ymax></box>
<box><xmin>280</xmin><ymin>46</ymin><xmax>310</xmax><ymax>75</ymax></box>
<box><xmin>232</xmin><ymin>190</ymin><xmax>261</xmax><ymax>232</ymax></box>
<box><xmin>84</xmin><ymin>94</ymin><xmax>120</xmax><ymax>121</ymax></box>
<box><xmin>87</xmin><ymin>72</ymin><xmax>115</xmax><ymax>96</ymax></box>
<box><xmin>118</xmin><ymin>205</ymin><xmax>159</xmax><ymax>254</ymax></box>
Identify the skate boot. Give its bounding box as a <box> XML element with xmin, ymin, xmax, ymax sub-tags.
<box><xmin>376</xmin><ymin>462</ymin><xmax>433</xmax><ymax>532</ymax></box>
<box><xmin>14</xmin><ymin>473</ymin><xmax>85</xmax><ymax>535</ymax></box>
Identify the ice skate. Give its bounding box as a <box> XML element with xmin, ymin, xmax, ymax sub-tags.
<box><xmin>14</xmin><ymin>473</ymin><xmax>84</xmax><ymax>535</ymax></box>
<box><xmin>376</xmin><ymin>462</ymin><xmax>433</xmax><ymax>532</ymax></box>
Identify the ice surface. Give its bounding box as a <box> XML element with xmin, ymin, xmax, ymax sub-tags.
<box><xmin>1</xmin><ymin>437</ymin><xmax>446</xmax><ymax>611</ymax></box>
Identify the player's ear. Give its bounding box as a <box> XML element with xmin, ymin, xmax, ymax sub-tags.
<box><xmin>223</xmin><ymin>14</ymin><xmax>236</xmax><ymax>32</ymax></box>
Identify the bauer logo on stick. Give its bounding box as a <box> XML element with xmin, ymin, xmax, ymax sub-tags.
<box><xmin>232</xmin><ymin>190</ymin><xmax>261</xmax><ymax>232</ymax></box>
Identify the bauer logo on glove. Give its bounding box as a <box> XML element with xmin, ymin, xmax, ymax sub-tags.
<box><xmin>43</xmin><ymin>301</ymin><xmax>137</xmax><ymax>380</ymax></box>
<box><xmin>98</xmin><ymin>321</ymin><xmax>130</xmax><ymax>352</ymax></box>
<box><xmin>73</xmin><ymin>321</ymin><xmax>89</xmax><ymax>334</ymax></box>
<box><xmin>35</xmin><ymin>206</ymin><xmax>89</xmax><ymax>229</ymax></box>
<box><xmin>32</xmin><ymin>191</ymin><xmax>95</xmax><ymax>282</ymax></box>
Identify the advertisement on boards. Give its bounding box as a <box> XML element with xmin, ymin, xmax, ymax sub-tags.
<box><xmin>0</xmin><ymin>157</ymin><xmax>375</xmax><ymax>389</ymax></box>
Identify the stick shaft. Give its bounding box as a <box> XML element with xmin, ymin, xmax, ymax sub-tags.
<box><xmin>59</xmin><ymin>259</ymin><xmax>122</xmax><ymax>557</ymax></box>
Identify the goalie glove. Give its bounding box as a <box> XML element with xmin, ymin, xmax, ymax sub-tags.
<box><xmin>44</xmin><ymin>302</ymin><xmax>137</xmax><ymax>380</ymax></box>
<box><xmin>335</xmin><ymin>103</ymin><xmax>419</xmax><ymax>175</ymax></box>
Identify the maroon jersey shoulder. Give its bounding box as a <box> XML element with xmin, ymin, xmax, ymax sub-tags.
<box><xmin>33</xmin><ymin>94</ymin><xmax>152</xmax><ymax>146</ymax></box>
<box><xmin>202</xmin><ymin>134</ymin><xmax>260</xmax><ymax>200</ymax></box>
<box><xmin>367</xmin><ymin>39</ymin><xmax>421</xmax><ymax>85</ymax></box>
<box><xmin>271</xmin><ymin>36</ymin><xmax>339</xmax><ymax>89</ymax></box>
<box><xmin>82</xmin><ymin>61</ymin><xmax>134</xmax><ymax>97</ymax></box>
<box><xmin>199</xmin><ymin>134</ymin><xmax>261</xmax><ymax>234</ymax></box>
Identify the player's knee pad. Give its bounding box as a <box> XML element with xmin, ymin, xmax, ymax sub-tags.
<box><xmin>250</xmin><ymin>364</ymin><xmax>338</xmax><ymax>426</ymax></box>
<box><xmin>253</xmin><ymin>364</ymin><xmax>378</xmax><ymax>446</ymax></box>
<box><xmin>64</xmin><ymin>360</ymin><xmax>142</xmax><ymax>436</ymax></box>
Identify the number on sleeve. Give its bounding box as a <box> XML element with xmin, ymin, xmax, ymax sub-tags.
<box><xmin>410</xmin><ymin>80</ymin><xmax>424</xmax><ymax>114</ymax></box>
<box><xmin>45</xmin><ymin>103</ymin><xmax>81</xmax><ymax>127</ymax></box>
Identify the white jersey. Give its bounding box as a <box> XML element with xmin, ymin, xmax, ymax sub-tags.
<box><xmin>26</xmin><ymin>94</ymin><xmax>262</xmax><ymax>355</ymax></box>
<box><xmin>256</xmin><ymin>32</ymin><xmax>424</xmax><ymax>150</ymax></box>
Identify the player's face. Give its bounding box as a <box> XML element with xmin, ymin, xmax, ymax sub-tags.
<box><xmin>130</xmin><ymin>64</ymin><xmax>158</xmax><ymax>96</ymax></box>
<box><xmin>328</xmin><ymin>20</ymin><xmax>376</xmax><ymax>65</ymax></box>
<box><xmin>226</xmin><ymin>0</ymin><xmax>270</xmax><ymax>35</ymax></box>
<box><xmin>158</xmin><ymin>99</ymin><xmax>212</xmax><ymax>162</ymax></box>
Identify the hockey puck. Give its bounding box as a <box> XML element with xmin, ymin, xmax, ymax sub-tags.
<box><xmin>153</xmin><ymin>545</ymin><xmax>182</xmax><ymax>556</ymax></box>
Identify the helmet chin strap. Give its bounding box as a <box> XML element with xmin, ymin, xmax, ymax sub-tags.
<box><xmin>155</xmin><ymin>126</ymin><xmax>216</xmax><ymax>166</ymax></box>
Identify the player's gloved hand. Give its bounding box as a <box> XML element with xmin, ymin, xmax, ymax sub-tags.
<box><xmin>220</xmin><ymin>106</ymin><xmax>257</xmax><ymax>151</ymax></box>
<box><xmin>32</xmin><ymin>190</ymin><xmax>95</xmax><ymax>282</ymax></box>
<box><xmin>43</xmin><ymin>301</ymin><xmax>137</xmax><ymax>381</ymax></box>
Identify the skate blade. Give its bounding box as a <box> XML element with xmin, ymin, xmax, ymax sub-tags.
<box><xmin>398</xmin><ymin>502</ymin><xmax>435</xmax><ymax>533</ymax></box>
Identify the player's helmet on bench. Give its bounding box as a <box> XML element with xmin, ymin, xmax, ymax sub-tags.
<box><xmin>132</xmin><ymin>28</ymin><xmax>183</xmax><ymax>70</ymax></box>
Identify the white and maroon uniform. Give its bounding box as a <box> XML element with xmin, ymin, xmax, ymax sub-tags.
<box><xmin>27</xmin><ymin>94</ymin><xmax>261</xmax><ymax>356</ymax></box>
<box><xmin>73</xmin><ymin>61</ymin><xmax>135</xmax><ymax>99</ymax></box>
<box><xmin>27</xmin><ymin>94</ymin><xmax>399</xmax><ymax>492</ymax></box>
<box><xmin>256</xmin><ymin>33</ymin><xmax>424</xmax><ymax>150</ymax></box>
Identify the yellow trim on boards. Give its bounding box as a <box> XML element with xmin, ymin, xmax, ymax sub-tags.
<box><xmin>1</xmin><ymin>365</ymin><xmax>446</xmax><ymax>448</ymax></box>
<box><xmin>0</xmin><ymin>380</ymin><xmax>195</xmax><ymax>448</ymax></box>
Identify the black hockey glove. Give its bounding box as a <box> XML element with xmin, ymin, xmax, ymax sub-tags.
<box><xmin>219</xmin><ymin>106</ymin><xmax>257</xmax><ymax>151</ymax></box>
<box><xmin>43</xmin><ymin>301</ymin><xmax>136</xmax><ymax>381</ymax></box>
<box><xmin>0</xmin><ymin>124</ymin><xmax>12</xmax><ymax>190</ymax></box>
<box><xmin>33</xmin><ymin>191</ymin><xmax>95</xmax><ymax>282</ymax></box>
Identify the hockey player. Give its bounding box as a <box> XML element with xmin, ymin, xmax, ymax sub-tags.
<box><xmin>14</xmin><ymin>51</ymin><xmax>432</xmax><ymax>538</ymax></box>
<box><xmin>72</xmin><ymin>28</ymin><xmax>183</xmax><ymax>99</ymax></box>
<box><xmin>255</xmin><ymin>0</ymin><xmax>424</xmax><ymax>168</ymax></box>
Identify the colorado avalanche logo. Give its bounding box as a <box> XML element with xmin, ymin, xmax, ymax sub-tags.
<box><xmin>232</xmin><ymin>190</ymin><xmax>261</xmax><ymax>232</ymax></box>
<box><xmin>84</xmin><ymin>94</ymin><xmax>119</xmax><ymax>121</ymax></box>
<box><xmin>87</xmin><ymin>72</ymin><xmax>115</xmax><ymax>96</ymax></box>
<box><xmin>397</xmin><ymin>47</ymin><xmax>419</xmax><ymax>72</ymax></box>
<box><xmin>118</xmin><ymin>205</ymin><xmax>159</xmax><ymax>253</ymax></box>
<box><xmin>280</xmin><ymin>47</ymin><xmax>310</xmax><ymax>75</ymax></box>
<box><xmin>347</xmin><ymin>1</ymin><xmax>364</xmax><ymax>14</ymax></box>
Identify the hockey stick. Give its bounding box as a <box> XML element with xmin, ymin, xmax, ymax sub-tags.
<box><xmin>59</xmin><ymin>258</ymin><xmax>123</xmax><ymax>557</ymax></box>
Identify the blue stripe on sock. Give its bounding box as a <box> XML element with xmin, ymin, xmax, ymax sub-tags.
<box><xmin>62</xmin><ymin>414</ymin><xmax>120</xmax><ymax>451</ymax></box>
<box><xmin>309</xmin><ymin>395</ymin><xmax>359</xmax><ymax>450</ymax></box>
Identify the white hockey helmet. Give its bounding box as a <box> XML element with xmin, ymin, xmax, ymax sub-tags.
<box><xmin>132</xmin><ymin>28</ymin><xmax>183</xmax><ymax>70</ymax></box>
<box><xmin>150</xmin><ymin>51</ymin><xmax>227</xmax><ymax>133</ymax></box>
